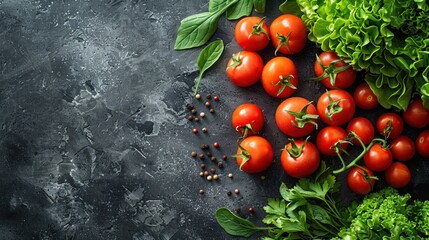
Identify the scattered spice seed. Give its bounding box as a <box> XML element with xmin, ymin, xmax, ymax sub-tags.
<box><xmin>211</xmin><ymin>156</ymin><xmax>216</xmax><ymax>161</ymax></box>
<box><xmin>202</xmin><ymin>127</ymin><xmax>207</xmax><ymax>133</ymax></box>
<box><xmin>191</xmin><ymin>109</ymin><xmax>197</xmax><ymax>114</ymax></box>
<box><xmin>199</xmin><ymin>172</ymin><xmax>204</xmax><ymax>177</ymax></box>
<box><xmin>206</xmin><ymin>94</ymin><xmax>211</xmax><ymax>99</ymax></box>
<box><xmin>228</xmin><ymin>173</ymin><xmax>233</xmax><ymax>178</ymax></box>
<box><xmin>234</xmin><ymin>189</ymin><xmax>240</xmax><ymax>194</ymax></box>
<box><xmin>195</xmin><ymin>94</ymin><xmax>201</xmax><ymax>99</ymax></box>
<box><xmin>191</xmin><ymin>151</ymin><xmax>197</xmax><ymax>158</ymax></box>
<box><xmin>200</xmin><ymin>164</ymin><xmax>206</xmax><ymax>169</ymax></box>
<box><xmin>199</xmin><ymin>189</ymin><xmax>204</xmax><ymax>195</ymax></box>
<box><xmin>186</xmin><ymin>103</ymin><xmax>194</xmax><ymax>110</ymax></box>
<box><xmin>205</xmin><ymin>102</ymin><xmax>211</xmax><ymax>107</ymax></box>
<box><xmin>235</xmin><ymin>208</ymin><xmax>241</xmax><ymax>213</ymax></box>
<box><xmin>217</xmin><ymin>162</ymin><xmax>223</xmax><ymax>169</ymax></box>
<box><xmin>194</xmin><ymin>117</ymin><xmax>200</xmax><ymax>122</ymax></box>
<box><xmin>213</xmin><ymin>174</ymin><xmax>219</xmax><ymax>180</ymax></box>
<box><xmin>209</xmin><ymin>108</ymin><xmax>215</xmax><ymax>113</ymax></box>
<box><xmin>222</xmin><ymin>155</ymin><xmax>227</xmax><ymax>160</ymax></box>
<box><xmin>187</xmin><ymin>115</ymin><xmax>194</xmax><ymax>121</ymax></box>
<box><xmin>249</xmin><ymin>207</ymin><xmax>254</xmax><ymax>213</ymax></box>
<box><xmin>204</xmin><ymin>171</ymin><xmax>209</xmax><ymax>176</ymax></box>
<box><xmin>207</xmin><ymin>175</ymin><xmax>213</xmax><ymax>181</ymax></box>
<box><xmin>213</xmin><ymin>142</ymin><xmax>220</xmax><ymax>148</ymax></box>
<box><xmin>200</xmin><ymin>144</ymin><xmax>209</xmax><ymax>150</ymax></box>
<box><xmin>210</xmin><ymin>168</ymin><xmax>216</xmax><ymax>174</ymax></box>
<box><xmin>206</xmin><ymin>151</ymin><xmax>212</xmax><ymax>157</ymax></box>
<box><xmin>260</xmin><ymin>175</ymin><xmax>266</xmax><ymax>180</ymax></box>
<box><xmin>200</xmin><ymin>112</ymin><xmax>206</xmax><ymax>118</ymax></box>
<box><xmin>199</xmin><ymin>154</ymin><xmax>205</xmax><ymax>159</ymax></box>
<box><xmin>227</xmin><ymin>190</ymin><xmax>232</xmax><ymax>196</ymax></box>
<box><xmin>192</xmin><ymin>128</ymin><xmax>198</xmax><ymax>134</ymax></box>
<box><xmin>213</xmin><ymin>96</ymin><xmax>219</xmax><ymax>101</ymax></box>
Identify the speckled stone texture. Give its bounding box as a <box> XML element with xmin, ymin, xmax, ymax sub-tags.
<box><xmin>1</xmin><ymin>0</ymin><xmax>428</xmax><ymax>239</ymax></box>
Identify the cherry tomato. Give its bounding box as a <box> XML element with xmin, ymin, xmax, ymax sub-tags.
<box><xmin>316</xmin><ymin>126</ymin><xmax>348</xmax><ymax>156</ymax></box>
<box><xmin>376</xmin><ymin>112</ymin><xmax>404</xmax><ymax>139</ymax></box>
<box><xmin>347</xmin><ymin>166</ymin><xmax>376</xmax><ymax>195</ymax></box>
<box><xmin>390</xmin><ymin>135</ymin><xmax>415</xmax><ymax>161</ymax></box>
<box><xmin>269</xmin><ymin>14</ymin><xmax>307</xmax><ymax>55</ymax></box>
<box><xmin>231</xmin><ymin>103</ymin><xmax>264</xmax><ymax>137</ymax></box>
<box><xmin>261</xmin><ymin>57</ymin><xmax>298</xmax><ymax>98</ymax></box>
<box><xmin>280</xmin><ymin>139</ymin><xmax>320</xmax><ymax>178</ymax></box>
<box><xmin>226</xmin><ymin>51</ymin><xmax>264</xmax><ymax>87</ymax></box>
<box><xmin>235</xmin><ymin>136</ymin><xmax>273</xmax><ymax>174</ymax></box>
<box><xmin>385</xmin><ymin>162</ymin><xmax>411</xmax><ymax>188</ymax></box>
<box><xmin>234</xmin><ymin>16</ymin><xmax>270</xmax><ymax>51</ymax></box>
<box><xmin>353</xmin><ymin>82</ymin><xmax>378</xmax><ymax>110</ymax></box>
<box><xmin>403</xmin><ymin>98</ymin><xmax>429</xmax><ymax>129</ymax></box>
<box><xmin>346</xmin><ymin>117</ymin><xmax>374</xmax><ymax>146</ymax></box>
<box><xmin>317</xmin><ymin>89</ymin><xmax>355</xmax><ymax>126</ymax></box>
<box><xmin>416</xmin><ymin>130</ymin><xmax>429</xmax><ymax>158</ymax></box>
<box><xmin>363</xmin><ymin>143</ymin><xmax>392</xmax><ymax>172</ymax></box>
<box><xmin>313</xmin><ymin>51</ymin><xmax>356</xmax><ymax>89</ymax></box>
<box><xmin>275</xmin><ymin>97</ymin><xmax>318</xmax><ymax>138</ymax></box>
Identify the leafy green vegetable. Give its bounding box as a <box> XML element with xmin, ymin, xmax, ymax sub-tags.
<box><xmin>208</xmin><ymin>0</ymin><xmax>227</xmax><ymax>12</ymax></box>
<box><xmin>282</xmin><ymin>0</ymin><xmax>429</xmax><ymax>110</ymax></box>
<box><xmin>253</xmin><ymin>0</ymin><xmax>266</xmax><ymax>13</ymax></box>
<box><xmin>174</xmin><ymin>0</ymin><xmax>238</xmax><ymax>50</ymax></box>
<box><xmin>215</xmin><ymin>208</ymin><xmax>269</xmax><ymax>237</ymax></box>
<box><xmin>194</xmin><ymin>39</ymin><xmax>224</xmax><ymax>95</ymax></box>
<box><xmin>226</xmin><ymin>0</ymin><xmax>253</xmax><ymax>20</ymax></box>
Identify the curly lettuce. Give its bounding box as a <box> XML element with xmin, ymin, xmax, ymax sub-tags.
<box><xmin>282</xmin><ymin>0</ymin><xmax>429</xmax><ymax>110</ymax></box>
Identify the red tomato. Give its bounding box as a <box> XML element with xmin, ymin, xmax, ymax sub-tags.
<box><xmin>363</xmin><ymin>143</ymin><xmax>392</xmax><ymax>172</ymax></box>
<box><xmin>376</xmin><ymin>112</ymin><xmax>404</xmax><ymax>139</ymax></box>
<box><xmin>231</xmin><ymin>103</ymin><xmax>264</xmax><ymax>137</ymax></box>
<box><xmin>390</xmin><ymin>135</ymin><xmax>415</xmax><ymax>161</ymax></box>
<box><xmin>316</xmin><ymin>126</ymin><xmax>348</xmax><ymax>156</ymax></box>
<box><xmin>235</xmin><ymin>136</ymin><xmax>273</xmax><ymax>173</ymax></box>
<box><xmin>416</xmin><ymin>130</ymin><xmax>429</xmax><ymax>158</ymax></box>
<box><xmin>269</xmin><ymin>14</ymin><xmax>307</xmax><ymax>55</ymax></box>
<box><xmin>317</xmin><ymin>89</ymin><xmax>355</xmax><ymax>126</ymax></box>
<box><xmin>275</xmin><ymin>97</ymin><xmax>318</xmax><ymax>138</ymax></box>
<box><xmin>353</xmin><ymin>83</ymin><xmax>378</xmax><ymax>110</ymax></box>
<box><xmin>347</xmin><ymin>166</ymin><xmax>376</xmax><ymax>195</ymax></box>
<box><xmin>346</xmin><ymin>117</ymin><xmax>374</xmax><ymax>146</ymax></box>
<box><xmin>234</xmin><ymin>16</ymin><xmax>270</xmax><ymax>51</ymax></box>
<box><xmin>280</xmin><ymin>139</ymin><xmax>320</xmax><ymax>178</ymax></box>
<box><xmin>261</xmin><ymin>57</ymin><xmax>298</xmax><ymax>98</ymax></box>
<box><xmin>313</xmin><ymin>51</ymin><xmax>356</xmax><ymax>89</ymax></box>
<box><xmin>385</xmin><ymin>162</ymin><xmax>411</xmax><ymax>188</ymax></box>
<box><xmin>226</xmin><ymin>51</ymin><xmax>263</xmax><ymax>87</ymax></box>
<box><xmin>403</xmin><ymin>98</ymin><xmax>429</xmax><ymax>129</ymax></box>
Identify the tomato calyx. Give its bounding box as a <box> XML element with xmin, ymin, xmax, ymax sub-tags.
<box><xmin>285</xmin><ymin>137</ymin><xmax>309</xmax><ymax>158</ymax></box>
<box><xmin>325</xmin><ymin>91</ymin><xmax>343</xmax><ymax>121</ymax></box>
<box><xmin>250</xmin><ymin>17</ymin><xmax>270</xmax><ymax>39</ymax></box>
<box><xmin>356</xmin><ymin>165</ymin><xmax>378</xmax><ymax>189</ymax></box>
<box><xmin>235</xmin><ymin>123</ymin><xmax>257</xmax><ymax>139</ymax></box>
<box><xmin>272</xmin><ymin>74</ymin><xmax>297</xmax><ymax>96</ymax></box>
<box><xmin>231</xmin><ymin>144</ymin><xmax>251</xmax><ymax>170</ymax></box>
<box><xmin>227</xmin><ymin>52</ymin><xmax>242</xmax><ymax>69</ymax></box>
<box><xmin>274</xmin><ymin>32</ymin><xmax>292</xmax><ymax>56</ymax></box>
<box><xmin>313</xmin><ymin>54</ymin><xmax>351</xmax><ymax>88</ymax></box>
<box><xmin>284</xmin><ymin>101</ymin><xmax>319</xmax><ymax>129</ymax></box>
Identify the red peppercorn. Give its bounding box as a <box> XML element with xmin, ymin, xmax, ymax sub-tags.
<box><xmin>213</xmin><ymin>142</ymin><xmax>220</xmax><ymax>148</ymax></box>
<box><xmin>213</xmin><ymin>96</ymin><xmax>219</xmax><ymax>101</ymax></box>
<box><xmin>222</xmin><ymin>155</ymin><xmax>227</xmax><ymax>160</ymax></box>
<box><xmin>199</xmin><ymin>154</ymin><xmax>205</xmax><ymax>159</ymax></box>
<box><xmin>192</xmin><ymin>128</ymin><xmax>198</xmax><ymax>134</ymax></box>
<box><xmin>249</xmin><ymin>207</ymin><xmax>254</xmax><ymax>213</ymax></box>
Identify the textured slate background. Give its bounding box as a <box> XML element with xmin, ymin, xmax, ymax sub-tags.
<box><xmin>0</xmin><ymin>0</ymin><xmax>428</xmax><ymax>239</ymax></box>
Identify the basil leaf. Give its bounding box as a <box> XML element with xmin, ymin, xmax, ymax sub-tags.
<box><xmin>174</xmin><ymin>0</ymin><xmax>238</xmax><ymax>50</ymax></box>
<box><xmin>194</xmin><ymin>39</ymin><xmax>224</xmax><ymax>95</ymax></box>
<box><xmin>215</xmin><ymin>208</ymin><xmax>266</xmax><ymax>237</ymax></box>
<box><xmin>209</xmin><ymin>0</ymin><xmax>227</xmax><ymax>12</ymax></box>
<box><xmin>226</xmin><ymin>0</ymin><xmax>253</xmax><ymax>20</ymax></box>
<box><xmin>279</xmin><ymin>0</ymin><xmax>302</xmax><ymax>16</ymax></box>
<box><xmin>253</xmin><ymin>0</ymin><xmax>266</xmax><ymax>13</ymax></box>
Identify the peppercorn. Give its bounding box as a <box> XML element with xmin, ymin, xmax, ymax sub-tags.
<box><xmin>211</xmin><ymin>156</ymin><xmax>216</xmax><ymax>161</ymax></box>
<box><xmin>228</xmin><ymin>173</ymin><xmax>233</xmax><ymax>178</ymax></box>
<box><xmin>207</xmin><ymin>175</ymin><xmax>213</xmax><ymax>181</ymax></box>
<box><xmin>200</xmin><ymin>144</ymin><xmax>209</xmax><ymax>150</ymax></box>
<box><xmin>200</xmin><ymin>112</ymin><xmax>205</xmax><ymax>118</ymax></box>
<box><xmin>186</xmin><ymin>103</ymin><xmax>194</xmax><ymax>110</ymax></box>
<box><xmin>213</xmin><ymin>174</ymin><xmax>219</xmax><ymax>180</ymax></box>
<box><xmin>213</xmin><ymin>96</ymin><xmax>219</xmax><ymax>101</ymax></box>
<box><xmin>187</xmin><ymin>115</ymin><xmax>194</xmax><ymax>121</ymax></box>
<box><xmin>199</xmin><ymin>189</ymin><xmax>204</xmax><ymax>195</ymax></box>
<box><xmin>260</xmin><ymin>175</ymin><xmax>266</xmax><ymax>180</ymax></box>
<box><xmin>202</xmin><ymin>127</ymin><xmax>207</xmax><ymax>133</ymax></box>
<box><xmin>194</xmin><ymin>117</ymin><xmax>200</xmax><ymax>122</ymax></box>
<box><xmin>192</xmin><ymin>128</ymin><xmax>198</xmax><ymax>134</ymax></box>
<box><xmin>191</xmin><ymin>151</ymin><xmax>197</xmax><ymax>158</ymax></box>
<box><xmin>209</xmin><ymin>108</ymin><xmax>215</xmax><ymax>113</ymax></box>
<box><xmin>191</xmin><ymin>109</ymin><xmax>197</xmax><ymax>114</ymax></box>
<box><xmin>227</xmin><ymin>190</ymin><xmax>232</xmax><ymax>196</ymax></box>
<box><xmin>222</xmin><ymin>155</ymin><xmax>227</xmax><ymax>160</ymax></box>
<box><xmin>199</xmin><ymin>154</ymin><xmax>205</xmax><ymax>159</ymax></box>
<box><xmin>205</xmin><ymin>102</ymin><xmax>211</xmax><ymax>107</ymax></box>
<box><xmin>210</xmin><ymin>168</ymin><xmax>216</xmax><ymax>174</ymax></box>
<box><xmin>249</xmin><ymin>207</ymin><xmax>254</xmax><ymax>213</ymax></box>
<box><xmin>204</xmin><ymin>171</ymin><xmax>209</xmax><ymax>176</ymax></box>
<box><xmin>234</xmin><ymin>189</ymin><xmax>240</xmax><ymax>194</ymax></box>
<box><xmin>199</xmin><ymin>172</ymin><xmax>204</xmax><ymax>177</ymax></box>
<box><xmin>235</xmin><ymin>208</ymin><xmax>241</xmax><ymax>213</ymax></box>
<box><xmin>195</xmin><ymin>94</ymin><xmax>201</xmax><ymax>99</ymax></box>
<box><xmin>206</xmin><ymin>94</ymin><xmax>211</xmax><ymax>99</ymax></box>
<box><xmin>217</xmin><ymin>162</ymin><xmax>224</xmax><ymax>169</ymax></box>
<box><xmin>206</xmin><ymin>151</ymin><xmax>212</xmax><ymax>157</ymax></box>
<box><xmin>200</xmin><ymin>163</ymin><xmax>206</xmax><ymax>169</ymax></box>
<box><xmin>213</xmin><ymin>142</ymin><xmax>220</xmax><ymax>148</ymax></box>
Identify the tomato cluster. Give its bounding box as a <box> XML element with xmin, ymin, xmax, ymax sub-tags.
<box><xmin>228</xmin><ymin>15</ymin><xmax>429</xmax><ymax>195</ymax></box>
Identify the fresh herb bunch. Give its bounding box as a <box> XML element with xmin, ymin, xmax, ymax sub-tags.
<box><xmin>281</xmin><ymin>0</ymin><xmax>429</xmax><ymax>110</ymax></box>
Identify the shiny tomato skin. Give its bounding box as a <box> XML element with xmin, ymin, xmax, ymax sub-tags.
<box><xmin>269</xmin><ymin>14</ymin><xmax>307</xmax><ymax>55</ymax></box>
<box><xmin>226</xmin><ymin>51</ymin><xmax>264</xmax><ymax>87</ymax></box>
<box><xmin>275</xmin><ymin>97</ymin><xmax>318</xmax><ymax>138</ymax></box>
<box><xmin>347</xmin><ymin>166</ymin><xmax>375</xmax><ymax>195</ymax></box>
<box><xmin>364</xmin><ymin>143</ymin><xmax>393</xmax><ymax>172</ymax></box>
<box><xmin>346</xmin><ymin>117</ymin><xmax>374</xmax><ymax>146</ymax></box>
<box><xmin>317</xmin><ymin>89</ymin><xmax>355</xmax><ymax>126</ymax></box>
<box><xmin>353</xmin><ymin>83</ymin><xmax>378</xmax><ymax>110</ymax></box>
<box><xmin>316</xmin><ymin>126</ymin><xmax>348</xmax><ymax>156</ymax></box>
<box><xmin>390</xmin><ymin>135</ymin><xmax>415</xmax><ymax>161</ymax></box>
<box><xmin>231</xmin><ymin>103</ymin><xmax>264</xmax><ymax>136</ymax></box>
<box><xmin>261</xmin><ymin>57</ymin><xmax>298</xmax><ymax>98</ymax></box>
<box><xmin>234</xmin><ymin>16</ymin><xmax>270</xmax><ymax>51</ymax></box>
<box><xmin>416</xmin><ymin>130</ymin><xmax>429</xmax><ymax>158</ymax></box>
<box><xmin>385</xmin><ymin>162</ymin><xmax>411</xmax><ymax>188</ymax></box>
<box><xmin>235</xmin><ymin>136</ymin><xmax>274</xmax><ymax>174</ymax></box>
<box><xmin>376</xmin><ymin>112</ymin><xmax>404</xmax><ymax>139</ymax></box>
<box><xmin>281</xmin><ymin>140</ymin><xmax>320</xmax><ymax>178</ymax></box>
<box><xmin>313</xmin><ymin>52</ymin><xmax>356</xmax><ymax>89</ymax></box>
<box><xmin>403</xmin><ymin>98</ymin><xmax>429</xmax><ymax>129</ymax></box>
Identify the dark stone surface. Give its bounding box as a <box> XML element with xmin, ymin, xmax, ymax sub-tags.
<box><xmin>1</xmin><ymin>0</ymin><xmax>428</xmax><ymax>239</ymax></box>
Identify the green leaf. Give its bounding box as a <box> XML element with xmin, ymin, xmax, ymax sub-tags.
<box><xmin>253</xmin><ymin>0</ymin><xmax>266</xmax><ymax>13</ymax></box>
<box><xmin>226</xmin><ymin>0</ymin><xmax>253</xmax><ymax>20</ymax></box>
<box><xmin>209</xmin><ymin>0</ymin><xmax>227</xmax><ymax>12</ymax></box>
<box><xmin>279</xmin><ymin>0</ymin><xmax>302</xmax><ymax>16</ymax></box>
<box><xmin>194</xmin><ymin>39</ymin><xmax>224</xmax><ymax>95</ymax></box>
<box><xmin>174</xmin><ymin>0</ymin><xmax>238</xmax><ymax>50</ymax></box>
<box><xmin>263</xmin><ymin>198</ymin><xmax>286</xmax><ymax>216</ymax></box>
<box><xmin>215</xmin><ymin>208</ymin><xmax>266</xmax><ymax>237</ymax></box>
